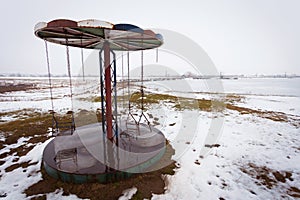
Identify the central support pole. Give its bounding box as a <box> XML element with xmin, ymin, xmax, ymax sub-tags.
<box><xmin>104</xmin><ymin>42</ymin><xmax>113</xmax><ymax>141</ymax></box>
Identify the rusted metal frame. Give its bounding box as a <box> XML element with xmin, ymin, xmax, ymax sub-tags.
<box><xmin>114</xmin><ymin>40</ymin><xmax>155</xmax><ymax>50</ymax></box>
<box><xmin>44</xmin><ymin>26</ymin><xmax>97</xmax><ymax>39</ymax></box>
<box><xmin>85</xmin><ymin>38</ymin><xmax>105</xmax><ymax>48</ymax></box>
<box><xmin>108</xmin><ymin>41</ymin><xmax>129</xmax><ymax>51</ymax></box>
<box><xmin>106</xmin><ymin>31</ymin><xmax>138</xmax><ymax>40</ymax></box>
<box><xmin>137</xmin><ymin>38</ymin><xmax>152</xmax><ymax>131</ymax></box>
<box><xmin>99</xmin><ymin>48</ymin><xmax>107</xmax><ymax>168</ymax></box>
<box><xmin>112</xmin><ymin>39</ymin><xmax>156</xmax><ymax>51</ymax></box>
<box><xmin>113</xmin><ymin>37</ymin><xmax>160</xmax><ymax>42</ymax></box>
<box><xmin>43</xmin><ymin>37</ymin><xmax>99</xmax><ymax>49</ymax></box>
<box><xmin>111</xmin><ymin>50</ymin><xmax>120</xmax><ymax>171</ymax></box>
<box><xmin>103</xmin><ymin>42</ymin><xmax>113</xmax><ymax>142</ymax></box>
<box><xmin>99</xmin><ymin>49</ymin><xmax>106</xmax><ymax>134</ymax></box>
<box><xmin>64</xmin><ymin>27</ymin><xmax>100</xmax><ymax>38</ymax></box>
<box><xmin>39</xmin><ymin>29</ymin><xmax>89</xmax><ymax>39</ymax></box>
<box><xmin>126</xmin><ymin>51</ymin><xmax>139</xmax><ymax>125</ymax></box>
<box><xmin>110</xmin><ymin>50</ymin><xmax>118</xmax><ymax>143</ymax></box>
<box><xmin>99</xmin><ymin>43</ymin><xmax>119</xmax><ymax>171</ymax></box>
<box><xmin>42</xmin><ymin>27</ymin><xmax>100</xmax><ymax>49</ymax></box>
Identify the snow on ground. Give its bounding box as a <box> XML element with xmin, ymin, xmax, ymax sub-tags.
<box><xmin>0</xmin><ymin>138</ymin><xmax>51</xmax><ymax>199</ymax></box>
<box><xmin>153</xmin><ymin>111</ymin><xmax>300</xmax><ymax>199</ymax></box>
<box><xmin>146</xmin><ymin>78</ymin><xmax>300</xmax><ymax>199</ymax></box>
<box><xmin>118</xmin><ymin>187</ymin><xmax>138</xmax><ymax>200</ymax></box>
<box><xmin>0</xmin><ymin>137</ymin><xmax>87</xmax><ymax>200</ymax></box>
<box><xmin>0</xmin><ymin>78</ymin><xmax>100</xmax><ymax>122</ymax></box>
<box><xmin>46</xmin><ymin>190</ymin><xmax>88</xmax><ymax>200</ymax></box>
<box><xmin>0</xmin><ymin>77</ymin><xmax>299</xmax><ymax>199</ymax></box>
<box><xmin>235</xmin><ymin>95</ymin><xmax>300</xmax><ymax>116</ymax></box>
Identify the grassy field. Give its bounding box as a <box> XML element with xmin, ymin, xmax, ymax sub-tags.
<box><xmin>0</xmin><ymin>83</ymin><xmax>299</xmax><ymax>199</ymax></box>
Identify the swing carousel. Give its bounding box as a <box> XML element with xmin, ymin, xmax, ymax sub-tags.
<box><xmin>34</xmin><ymin>19</ymin><xmax>166</xmax><ymax>183</ymax></box>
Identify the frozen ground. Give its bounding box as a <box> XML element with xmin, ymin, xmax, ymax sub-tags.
<box><xmin>0</xmin><ymin>77</ymin><xmax>299</xmax><ymax>199</ymax></box>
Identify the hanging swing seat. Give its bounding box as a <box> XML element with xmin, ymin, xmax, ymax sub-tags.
<box><xmin>123</xmin><ymin>121</ymin><xmax>140</xmax><ymax>138</ymax></box>
<box><xmin>120</xmin><ymin>121</ymin><xmax>164</xmax><ymax>147</ymax></box>
<box><xmin>44</xmin><ymin>36</ymin><xmax>76</xmax><ymax>136</ymax></box>
<box><xmin>51</xmin><ymin>111</ymin><xmax>76</xmax><ymax>136</ymax></box>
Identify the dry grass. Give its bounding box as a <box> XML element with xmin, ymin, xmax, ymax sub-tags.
<box><xmin>5</xmin><ymin>161</ymin><xmax>38</xmax><ymax>173</ymax></box>
<box><xmin>240</xmin><ymin>163</ymin><xmax>300</xmax><ymax>198</ymax></box>
<box><xmin>225</xmin><ymin>94</ymin><xmax>245</xmax><ymax>103</ymax></box>
<box><xmin>0</xmin><ymin>113</ymin><xmax>52</xmax><ymax>145</ymax></box>
<box><xmin>123</xmin><ymin>91</ymin><xmax>299</xmax><ymax>127</ymax></box>
<box><xmin>226</xmin><ymin>104</ymin><xmax>300</xmax><ymax>128</ymax></box>
<box><xmin>128</xmin><ymin>91</ymin><xmax>226</xmax><ymax>112</ymax></box>
<box><xmin>129</xmin><ymin>92</ymin><xmax>177</xmax><ymax>104</ymax></box>
<box><xmin>0</xmin><ymin>111</ymin><xmax>85</xmax><ymax>163</ymax></box>
<box><xmin>74</xmin><ymin>109</ymin><xmax>102</xmax><ymax>127</ymax></box>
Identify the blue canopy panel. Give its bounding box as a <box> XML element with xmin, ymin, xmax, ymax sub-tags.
<box><xmin>34</xmin><ymin>19</ymin><xmax>163</xmax><ymax>51</ymax></box>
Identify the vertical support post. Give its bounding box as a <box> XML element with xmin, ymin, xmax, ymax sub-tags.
<box><xmin>99</xmin><ymin>49</ymin><xmax>105</xmax><ymax>133</ymax></box>
<box><xmin>104</xmin><ymin>42</ymin><xmax>113</xmax><ymax>141</ymax></box>
<box><xmin>99</xmin><ymin>49</ymin><xmax>107</xmax><ymax>169</ymax></box>
<box><xmin>111</xmin><ymin>50</ymin><xmax>118</xmax><ymax>144</ymax></box>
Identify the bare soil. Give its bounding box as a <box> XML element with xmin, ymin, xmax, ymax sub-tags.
<box><xmin>0</xmin><ymin>83</ymin><xmax>37</xmax><ymax>93</ymax></box>
<box><xmin>240</xmin><ymin>163</ymin><xmax>300</xmax><ymax>198</ymax></box>
<box><xmin>25</xmin><ymin>162</ymin><xmax>176</xmax><ymax>200</ymax></box>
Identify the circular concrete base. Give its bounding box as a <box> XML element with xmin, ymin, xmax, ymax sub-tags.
<box><xmin>43</xmin><ymin>122</ymin><xmax>166</xmax><ymax>183</ymax></box>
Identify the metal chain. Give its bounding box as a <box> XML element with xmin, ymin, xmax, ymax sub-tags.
<box><xmin>80</xmin><ymin>38</ymin><xmax>85</xmax><ymax>81</ymax></box>
<box><xmin>141</xmin><ymin>49</ymin><xmax>144</xmax><ymax>112</ymax></box>
<box><xmin>122</xmin><ymin>53</ymin><xmax>125</xmax><ymax>109</ymax></box>
<box><xmin>65</xmin><ymin>39</ymin><xmax>73</xmax><ymax>100</ymax></box>
<box><xmin>65</xmin><ymin>38</ymin><xmax>75</xmax><ymax>130</ymax></box>
<box><xmin>44</xmin><ymin>40</ymin><xmax>54</xmax><ymax>113</ymax></box>
<box><xmin>127</xmin><ymin>51</ymin><xmax>131</xmax><ymax>111</ymax></box>
<box><xmin>138</xmin><ymin>38</ymin><xmax>151</xmax><ymax>128</ymax></box>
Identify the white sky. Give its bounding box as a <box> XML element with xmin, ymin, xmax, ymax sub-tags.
<box><xmin>1</xmin><ymin>0</ymin><xmax>299</xmax><ymax>75</ymax></box>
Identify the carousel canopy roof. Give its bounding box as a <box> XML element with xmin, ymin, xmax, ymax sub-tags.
<box><xmin>34</xmin><ymin>19</ymin><xmax>163</xmax><ymax>51</ymax></box>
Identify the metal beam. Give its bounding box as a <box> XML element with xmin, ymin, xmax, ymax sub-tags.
<box><xmin>104</xmin><ymin>42</ymin><xmax>113</xmax><ymax>141</ymax></box>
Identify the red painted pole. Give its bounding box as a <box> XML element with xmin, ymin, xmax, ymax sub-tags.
<box><xmin>104</xmin><ymin>42</ymin><xmax>113</xmax><ymax>141</ymax></box>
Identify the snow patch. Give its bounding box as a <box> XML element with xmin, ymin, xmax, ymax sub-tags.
<box><xmin>118</xmin><ymin>187</ymin><xmax>138</xmax><ymax>200</ymax></box>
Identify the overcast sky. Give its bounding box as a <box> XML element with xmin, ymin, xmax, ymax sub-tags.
<box><xmin>1</xmin><ymin>0</ymin><xmax>299</xmax><ymax>75</ymax></box>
